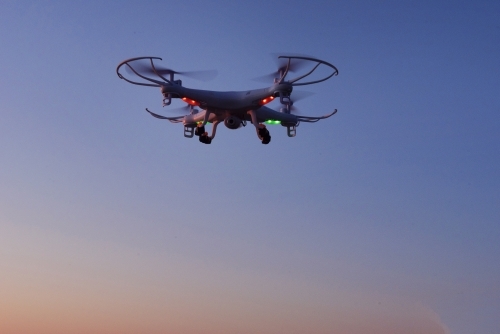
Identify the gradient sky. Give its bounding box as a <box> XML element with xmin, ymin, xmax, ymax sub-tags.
<box><xmin>1</xmin><ymin>1</ymin><xmax>499</xmax><ymax>333</ymax></box>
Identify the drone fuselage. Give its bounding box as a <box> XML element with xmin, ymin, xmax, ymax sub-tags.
<box><xmin>160</xmin><ymin>82</ymin><xmax>292</xmax><ymax>112</ymax></box>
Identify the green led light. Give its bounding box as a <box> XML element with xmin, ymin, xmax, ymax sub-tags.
<box><xmin>265</xmin><ymin>120</ymin><xmax>281</xmax><ymax>125</ymax></box>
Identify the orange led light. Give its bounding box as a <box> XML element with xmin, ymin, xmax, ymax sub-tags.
<box><xmin>182</xmin><ymin>97</ymin><xmax>200</xmax><ymax>106</ymax></box>
<box><xmin>260</xmin><ymin>96</ymin><xmax>275</xmax><ymax>105</ymax></box>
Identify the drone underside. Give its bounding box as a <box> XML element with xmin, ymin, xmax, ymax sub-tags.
<box><xmin>116</xmin><ymin>55</ymin><xmax>338</xmax><ymax>144</ymax></box>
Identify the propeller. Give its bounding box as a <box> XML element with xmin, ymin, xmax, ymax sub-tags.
<box><xmin>126</xmin><ymin>62</ymin><xmax>217</xmax><ymax>81</ymax></box>
<box><xmin>253</xmin><ymin>53</ymin><xmax>313</xmax><ymax>83</ymax></box>
<box><xmin>272</xmin><ymin>90</ymin><xmax>315</xmax><ymax>114</ymax></box>
<box><xmin>166</xmin><ymin>104</ymin><xmax>193</xmax><ymax>114</ymax></box>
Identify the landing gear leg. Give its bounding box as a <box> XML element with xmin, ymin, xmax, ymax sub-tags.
<box><xmin>195</xmin><ymin>124</ymin><xmax>205</xmax><ymax>136</ymax></box>
<box><xmin>195</xmin><ymin>120</ymin><xmax>220</xmax><ymax>145</ymax></box>
<box><xmin>195</xmin><ymin>123</ymin><xmax>211</xmax><ymax>144</ymax></box>
<box><xmin>248</xmin><ymin>110</ymin><xmax>271</xmax><ymax>145</ymax></box>
<box><xmin>199</xmin><ymin>133</ymin><xmax>212</xmax><ymax>144</ymax></box>
<box><xmin>258</xmin><ymin>125</ymin><xmax>271</xmax><ymax>144</ymax></box>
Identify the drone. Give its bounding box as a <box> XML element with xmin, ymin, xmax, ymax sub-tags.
<box><xmin>116</xmin><ymin>55</ymin><xmax>338</xmax><ymax>144</ymax></box>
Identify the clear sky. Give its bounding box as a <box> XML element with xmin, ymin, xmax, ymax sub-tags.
<box><xmin>1</xmin><ymin>1</ymin><xmax>499</xmax><ymax>333</ymax></box>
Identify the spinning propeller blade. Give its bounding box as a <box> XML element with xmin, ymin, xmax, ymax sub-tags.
<box><xmin>126</xmin><ymin>62</ymin><xmax>217</xmax><ymax>81</ymax></box>
<box><xmin>166</xmin><ymin>104</ymin><xmax>192</xmax><ymax>114</ymax></box>
<box><xmin>290</xmin><ymin>90</ymin><xmax>315</xmax><ymax>102</ymax></box>
<box><xmin>272</xmin><ymin>90</ymin><xmax>315</xmax><ymax>114</ymax></box>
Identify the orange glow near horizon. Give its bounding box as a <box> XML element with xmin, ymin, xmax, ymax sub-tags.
<box><xmin>0</xmin><ymin>223</ymin><xmax>451</xmax><ymax>334</ymax></box>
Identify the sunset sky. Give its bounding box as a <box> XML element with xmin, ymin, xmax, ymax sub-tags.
<box><xmin>1</xmin><ymin>1</ymin><xmax>499</xmax><ymax>333</ymax></box>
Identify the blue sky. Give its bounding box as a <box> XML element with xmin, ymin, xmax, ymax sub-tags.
<box><xmin>1</xmin><ymin>1</ymin><xmax>499</xmax><ymax>333</ymax></box>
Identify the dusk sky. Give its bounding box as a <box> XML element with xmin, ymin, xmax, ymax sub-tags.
<box><xmin>1</xmin><ymin>1</ymin><xmax>499</xmax><ymax>333</ymax></box>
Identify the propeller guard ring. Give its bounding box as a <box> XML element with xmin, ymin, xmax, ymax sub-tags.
<box><xmin>116</xmin><ymin>56</ymin><xmax>168</xmax><ymax>87</ymax></box>
<box><xmin>277</xmin><ymin>55</ymin><xmax>338</xmax><ymax>86</ymax></box>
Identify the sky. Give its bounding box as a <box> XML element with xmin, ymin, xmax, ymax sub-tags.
<box><xmin>0</xmin><ymin>0</ymin><xmax>499</xmax><ymax>333</ymax></box>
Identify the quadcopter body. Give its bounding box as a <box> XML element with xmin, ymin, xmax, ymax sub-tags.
<box><xmin>116</xmin><ymin>55</ymin><xmax>338</xmax><ymax>144</ymax></box>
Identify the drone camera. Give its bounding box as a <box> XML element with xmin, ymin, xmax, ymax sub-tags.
<box><xmin>224</xmin><ymin>116</ymin><xmax>242</xmax><ymax>130</ymax></box>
